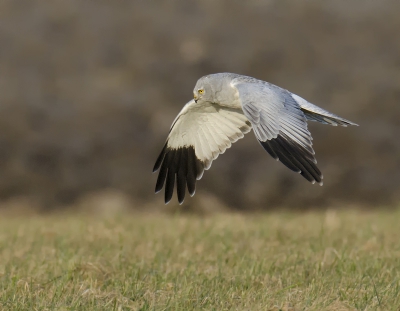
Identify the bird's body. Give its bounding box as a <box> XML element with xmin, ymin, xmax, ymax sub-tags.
<box><xmin>153</xmin><ymin>73</ymin><xmax>358</xmax><ymax>204</ymax></box>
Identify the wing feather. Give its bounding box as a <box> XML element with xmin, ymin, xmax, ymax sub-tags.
<box><xmin>153</xmin><ymin>100</ymin><xmax>252</xmax><ymax>204</ymax></box>
<box><xmin>201</xmin><ymin>123</ymin><xmax>221</xmax><ymax>157</ymax></box>
<box><xmin>232</xmin><ymin>79</ymin><xmax>323</xmax><ymax>185</ymax></box>
<box><xmin>208</xmin><ymin>120</ymin><xmax>232</xmax><ymax>152</ymax></box>
<box><xmin>216</xmin><ymin>117</ymin><xmax>245</xmax><ymax>143</ymax></box>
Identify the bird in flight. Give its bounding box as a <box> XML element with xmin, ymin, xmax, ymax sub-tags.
<box><xmin>153</xmin><ymin>73</ymin><xmax>358</xmax><ymax>204</ymax></box>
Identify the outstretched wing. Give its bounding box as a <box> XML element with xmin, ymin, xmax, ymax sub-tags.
<box><xmin>153</xmin><ymin>99</ymin><xmax>252</xmax><ymax>204</ymax></box>
<box><xmin>232</xmin><ymin>79</ymin><xmax>323</xmax><ymax>185</ymax></box>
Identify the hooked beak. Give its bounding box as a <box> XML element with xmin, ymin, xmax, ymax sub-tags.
<box><xmin>194</xmin><ymin>94</ymin><xmax>198</xmax><ymax>103</ymax></box>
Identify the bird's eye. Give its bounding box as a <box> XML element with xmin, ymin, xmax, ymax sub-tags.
<box><xmin>198</xmin><ymin>89</ymin><xmax>204</xmax><ymax>94</ymax></box>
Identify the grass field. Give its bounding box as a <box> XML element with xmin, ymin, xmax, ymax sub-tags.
<box><xmin>0</xmin><ymin>209</ymin><xmax>399</xmax><ymax>310</ymax></box>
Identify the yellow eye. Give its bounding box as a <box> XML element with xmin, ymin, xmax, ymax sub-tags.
<box><xmin>198</xmin><ymin>89</ymin><xmax>204</xmax><ymax>94</ymax></box>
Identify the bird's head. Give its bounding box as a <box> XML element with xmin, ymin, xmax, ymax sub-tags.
<box><xmin>193</xmin><ymin>76</ymin><xmax>215</xmax><ymax>104</ymax></box>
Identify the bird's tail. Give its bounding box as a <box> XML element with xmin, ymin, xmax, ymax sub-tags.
<box><xmin>291</xmin><ymin>93</ymin><xmax>358</xmax><ymax>127</ymax></box>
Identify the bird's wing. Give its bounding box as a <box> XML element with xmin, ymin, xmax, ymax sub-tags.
<box><xmin>291</xmin><ymin>94</ymin><xmax>358</xmax><ymax>126</ymax></box>
<box><xmin>153</xmin><ymin>99</ymin><xmax>252</xmax><ymax>204</ymax></box>
<box><xmin>232</xmin><ymin>80</ymin><xmax>323</xmax><ymax>185</ymax></box>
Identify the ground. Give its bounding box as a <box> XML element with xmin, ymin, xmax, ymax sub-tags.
<box><xmin>0</xmin><ymin>209</ymin><xmax>399</xmax><ymax>310</ymax></box>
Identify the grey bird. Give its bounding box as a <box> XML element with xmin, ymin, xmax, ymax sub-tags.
<box><xmin>153</xmin><ymin>73</ymin><xmax>358</xmax><ymax>204</ymax></box>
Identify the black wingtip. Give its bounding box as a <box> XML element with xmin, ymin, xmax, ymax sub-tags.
<box><xmin>155</xmin><ymin>151</ymin><xmax>170</xmax><ymax>193</ymax></box>
<box><xmin>259</xmin><ymin>134</ymin><xmax>323</xmax><ymax>185</ymax></box>
<box><xmin>153</xmin><ymin>145</ymin><xmax>204</xmax><ymax>204</ymax></box>
<box><xmin>153</xmin><ymin>142</ymin><xmax>167</xmax><ymax>173</ymax></box>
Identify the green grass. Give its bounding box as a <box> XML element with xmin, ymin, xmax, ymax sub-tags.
<box><xmin>0</xmin><ymin>209</ymin><xmax>400</xmax><ymax>310</ymax></box>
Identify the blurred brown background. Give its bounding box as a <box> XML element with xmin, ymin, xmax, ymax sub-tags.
<box><xmin>0</xmin><ymin>0</ymin><xmax>399</xmax><ymax>212</ymax></box>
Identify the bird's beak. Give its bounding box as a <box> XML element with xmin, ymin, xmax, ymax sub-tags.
<box><xmin>194</xmin><ymin>94</ymin><xmax>198</xmax><ymax>103</ymax></box>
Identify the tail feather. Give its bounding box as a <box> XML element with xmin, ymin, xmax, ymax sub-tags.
<box><xmin>291</xmin><ymin>93</ymin><xmax>358</xmax><ymax>127</ymax></box>
<box><xmin>301</xmin><ymin>109</ymin><xmax>357</xmax><ymax>127</ymax></box>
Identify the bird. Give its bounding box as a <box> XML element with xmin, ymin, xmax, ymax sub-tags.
<box><xmin>153</xmin><ymin>73</ymin><xmax>358</xmax><ymax>204</ymax></box>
